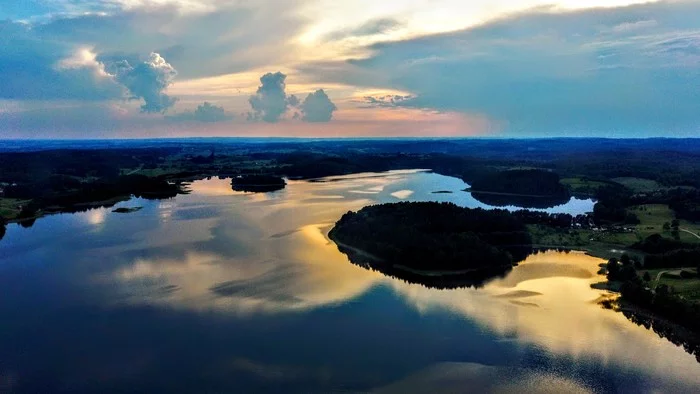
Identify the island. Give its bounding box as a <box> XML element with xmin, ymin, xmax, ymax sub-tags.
<box><xmin>112</xmin><ymin>207</ymin><xmax>143</xmax><ymax>213</ymax></box>
<box><xmin>231</xmin><ymin>174</ymin><xmax>286</xmax><ymax>193</ymax></box>
<box><xmin>329</xmin><ymin>201</ymin><xmax>533</xmax><ymax>288</ymax></box>
<box><xmin>468</xmin><ymin>169</ymin><xmax>571</xmax><ymax>208</ymax></box>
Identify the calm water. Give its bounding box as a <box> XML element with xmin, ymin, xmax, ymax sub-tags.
<box><xmin>1</xmin><ymin>170</ymin><xmax>698</xmax><ymax>393</ymax></box>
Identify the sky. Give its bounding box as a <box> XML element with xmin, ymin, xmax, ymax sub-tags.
<box><xmin>1</xmin><ymin>0</ymin><xmax>700</xmax><ymax>138</ymax></box>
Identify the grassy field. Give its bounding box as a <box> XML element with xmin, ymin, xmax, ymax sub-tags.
<box><xmin>0</xmin><ymin>198</ymin><xmax>28</xmax><ymax>220</ymax></box>
<box><xmin>612</xmin><ymin>177</ymin><xmax>663</xmax><ymax>193</ymax></box>
<box><xmin>629</xmin><ymin>204</ymin><xmax>700</xmax><ymax>244</ymax></box>
<box><xmin>527</xmin><ymin>225</ymin><xmax>637</xmax><ymax>259</ymax></box>
<box><xmin>528</xmin><ymin>203</ymin><xmax>700</xmax><ymax>260</ymax></box>
<box><xmin>561</xmin><ymin>177</ymin><xmax>609</xmax><ymax>196</ymax></box>
<box><xmin>638</xmin><ymin>268</ymin><xmax>700</xmax><ymax>301</ymax></box>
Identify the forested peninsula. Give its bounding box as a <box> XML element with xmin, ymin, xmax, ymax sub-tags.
<box><xmin>469</xmin><ymin>169</ymin><xmax>571</xmax><ymax>208</ymax></box>
<box><xmin>329</xmin><ymin>202</ymin><xmax>533</xmax><ymax>287</ymax></box>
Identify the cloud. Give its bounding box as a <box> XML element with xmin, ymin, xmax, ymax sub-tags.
<box><xmin>167</xmin><ymin>102</ymin><xmax>233</xmax><ymax>122</ymax></box>
<box><xmin>300</xmin><ymin>89</ymin><xmax>337</xmax><ymax>122</ymax></box>
<box><xmin>0</xmin><ymin>21</ymin><xmax>123</xmax><ymax>100</ymax></box>
<box><xmin>248</xmin><ymin>72</ymin><xmax>297</xmax><ymax>122</ymax></box>
<box><xmin>32</xmin><ymin>1</ymin><xmax>307</xmax><ymax>80</ymax></box>
<box><xmin>323</xmin><ymin>18</ymin><xmax>402</xmax><ymax>41</ymax></box>
<box><xmin>611</xmin><ymin>19</ymin><xmax>658</xmax><ymax>33</ymax></box>
<box><xmin>108</xmin><ymin>52</ymin><xmax>178</xmax><ymax>113</ymax></box>
<box><xmin>0</xmin><ymin>21</ymin><xmax>178</xmax><ymax>113</ymax></box>
<box><xmin>246</xmin><ymin>75</ymin><xmax>337</xmax><ymax>123</ymax></box>
<box><xmin>361</xmin><ymin>94</ymin><xmax>415</xmax><ymax>108</ymax></box>
<box><xmin>299</xmin><ymin>1</ymin><xmax>700</xmax><ymax>136</ymax></box>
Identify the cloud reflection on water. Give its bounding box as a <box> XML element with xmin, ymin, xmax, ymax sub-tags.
<box><xmin>101</xmin><ymin>171</ymin><xmax>700</xmax><ymax>387</ymax></box>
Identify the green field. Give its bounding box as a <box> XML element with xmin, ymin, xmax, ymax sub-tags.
<box><xmin>528</xmin><ymin>203</ymin><xmax>700</xmax><ymax>260</ymax></box>
<box><xmin>561</xmin><ymin>177</ymin><xmax>609</xmax><ymax>196</ymax></box>
<box><xmin>629</xmin><ymin>204</ymin><xmax>700</xmax><ymax>244</ymax></box>
<box><xmin>638</xmin><ymin>268</ymin><xmax>700</xmax><ymax>301</ymax></box>
<box><xmin>0</xmin><ymin>198</ymin><xmax>28</xmax><ymax>220</ymax></box>
<box><xmin>527</xmin><ymin>225</ymin><xmax>637</xmax><ymax>259</ymax></box>
<box><xmin>612</xmin><ymin>177</ymin><xmax>663</xmax><ymax>193</ymax></box>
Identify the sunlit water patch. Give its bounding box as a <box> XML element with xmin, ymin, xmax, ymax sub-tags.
<box><xmin>0</xmin><ymin>170</ymin><xmax>696</xmax><ymax>393</ymax></box>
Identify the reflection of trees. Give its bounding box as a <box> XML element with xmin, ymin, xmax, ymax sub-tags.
<box><xmin>19</xmin><ymin>218</ymin><xmax>36</xmax><ymax>228</ymax></box>
<box><xmin>231</xmin><ymin>175</ymin><xmax>286</xmax><ymax>193</ymax></box>
<box><xmin>470</xmin><ymin>169</ymin><xmax>571</xmax><ymax>209</ymax></box>
<box><xmin>623</xmin><ymin>309</ymin><xmax>700</xmax><ymax>363</ymax></box>
<box><xmin>332</xmin><ymin>250</ymin><xmax>513</xmax><ymax>289</ymax></box>
<box><xmin>471</xmin><ymin>192</ymin><xmax>570</xmax><ymax>209</ymax></box>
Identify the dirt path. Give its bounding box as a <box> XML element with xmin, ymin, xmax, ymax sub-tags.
<box><xmin>680</xmin><ymin>228</ymin><xmax>700</xmax><ymax>240</ymax></box>
<box><xmin>654</xmin><ymin>270</ymin><xmax>674</xmax><ymax>288</ymax></box>
<box><xmin>125</xmin><ymin>165</ymin><xmax>143</xmax><ymax>175</ymax></box>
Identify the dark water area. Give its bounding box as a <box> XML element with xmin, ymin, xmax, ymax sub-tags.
<box><xmin>1</xmin><ymin>170</ymin><xmax>698</xmax><ymax>393</ymax></box>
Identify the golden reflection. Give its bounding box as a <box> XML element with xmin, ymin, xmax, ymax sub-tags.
<box><xmin>103</xmin><ymin>171</ymin><xmax>700</xmax><ymax>385</ymax></box>
<box><xmin>185</xmin><ymin>177</ymin><xmax>237</xmax><ymax>196</ymax></box>
<box><xmin>389</xmin><ymin>251</ymin><xmax>700</xmax><ymax>386</ymax></box>
<box><xmin>85</xmin><ymin>209</ymin><xmax>107</xmax><ymax>226</ymax></box>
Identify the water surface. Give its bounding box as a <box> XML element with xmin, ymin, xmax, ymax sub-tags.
<box><xmin>1</xmin><ymin>170</ymin><xmax>697</xmax><ymax>393</ymax></box>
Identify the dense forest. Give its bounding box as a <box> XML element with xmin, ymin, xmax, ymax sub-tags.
<box><xmin>469</xmin><ymin>169</ymin><xmax>571</xmax><ymax>208</ymax></box>
<box><xmin>329</xmin><ymin>202</ymin><xmax>532</xmax><ymax>287</ymax></box>
<box><xmin>4</xmin><ymin>174</ymin><xmax>182</xmax><ymax>219</ymax></box>
<box><xmin>621</xmin><ymin>279</ymin><xmax>700</xmax><ymax>338</ymax></box>
<box><xmin>1</xmin><ymin>139</ymin><xmax>699</xmax><ymax>228</ymax></box>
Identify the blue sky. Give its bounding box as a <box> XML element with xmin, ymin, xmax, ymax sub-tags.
<box><xmin>1</xmin><ymin>0</ymin><xmax>699</xmax><ymax>138</ymax></box>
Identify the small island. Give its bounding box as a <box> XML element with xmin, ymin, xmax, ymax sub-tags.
<box><xmin>329</xmin><ymin>202</ymin><xmax>533</xmax><ymax>288</ymax></box>
<box><xmin>468</xmin><ymin>169</ymin><xmax>571</xmax><ymax>208</ymax></box>
<box><xmin>231</xmin><ymin>175</ymin><xmax>286</xmax><ymax>193</ymax></box>
<box><xmin>112</xmin><ymin>207</ymin><xmax>143</xmax><ymax>213</ymax></box>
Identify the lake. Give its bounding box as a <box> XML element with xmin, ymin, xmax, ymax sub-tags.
<box><xmin>1</xmin><ymin>170</ymin><xmax>698</xmax><ymax>393</ymax></box>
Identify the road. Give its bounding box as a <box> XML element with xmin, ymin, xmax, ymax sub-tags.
<box><xmin>125</xmin><ymin>165</ymin><xmax>143</xmax><ymax>175</ymax></box>
<box><xmin>680</xmin><ymin>228</ymin><xmax>700</xmax><ymax>240</ymax></box>
<box><xmin>655</xmin><ymin>270</ymin><xmax>670</xmax><ymax>287</ymax></box>
<box><xmin>654</xmin><ymin>270</ymin><xmax>681</xmax><ymax>288</ymax></box>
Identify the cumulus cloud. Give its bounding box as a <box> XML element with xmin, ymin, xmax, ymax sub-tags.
<box><xmin>248</xmin><ymin>72</ymin><xmax>296</xmax><ymax>122</ymax></box>
<box><xmin>300</xmin><ymin>90</ymin><xmax>337</xmax><ymax>122</ymax></box>
<box><xmin>287</xmin><ymin>94</ymin><xmax>300</xmax><ymax>107</ymax></box>
<box><xmin>0</xmin><ymin>21</ymin><xmax>122</xmax><ymax>100</ymax></box>
<box><xmin>109</xmin><ymin>52</ymin><xmax>178</xmax><ymax>113</ymax></box>
<box><xmin>246</xmin><ymin>73</ymin><xmax>338</xmax><ymax>123</ymax></box>
<box><xmin>33</xmin><ymin>1</ymin><xmax>306</xmax><ymax>80</ymax></box>
<box><xmin>167</xmin><ymin>102</ymin><xmax>233</xmax><ymax>122</ymax></box>
<box><xmin>0</xmin><ymin>20</ymin><xmax>179</xmax><ymax>114</ymax></box>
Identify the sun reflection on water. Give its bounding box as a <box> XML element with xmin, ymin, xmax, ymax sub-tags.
<box><xmin>99</xmin><ymin>171</ymin><xmax>700</xmax><ymax>387</ymax></box>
